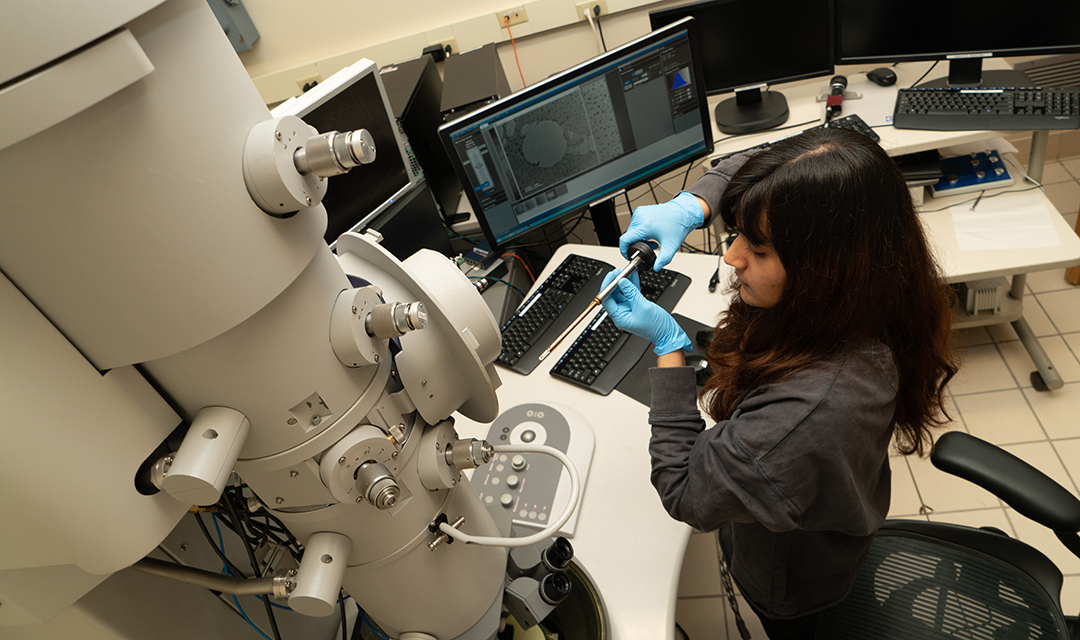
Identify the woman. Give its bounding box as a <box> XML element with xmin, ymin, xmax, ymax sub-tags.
<box><xmin>601</xmin><ymin>127</ymin><xmax>958</xmax><ymax>639</ymax></box>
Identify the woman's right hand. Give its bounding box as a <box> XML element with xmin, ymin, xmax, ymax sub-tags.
<box><xmin>619</xmin><ymin>192</ymin><xmax>706</xmax><ymax>271</ymax></box>
<box><xmin>599</xmin><ymin>269</ymin><xmax>691</xmax><ymax>356</ymax></box>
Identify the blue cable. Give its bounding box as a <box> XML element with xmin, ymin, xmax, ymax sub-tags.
<box><xmin>212</xmin><ymin>514</ymin><xmax>275</xmax><ymax>640</ymax></box>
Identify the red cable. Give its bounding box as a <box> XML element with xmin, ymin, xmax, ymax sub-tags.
<box><xmin>501</xmin><ymin>252</ymin><xmax>536</xmax><ymax>282</ymax></box>
<box><xmin>505</xmin><ymin>16</ymin><xmax>527</xmax><ymax>88</ymax></box>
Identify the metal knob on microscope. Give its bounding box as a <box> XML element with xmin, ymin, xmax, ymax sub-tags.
<box><xmin>365</xmin><ymin>301</ymin><xmax>428</xmax><ymax>339</ymax></box>
<box><xmin>293</xmin><ymin>129</ymin><xmax>376</xmax><ymax>177</ymax></box>
<box><xmin>444</xmin><ymin>438</ymin><xmax>495</xmax><ymax>470</ymax></box>
<box><xmin>354</xmin><ymin>461</ymin><xmax>400</xmax><ymax>509</ymax></box>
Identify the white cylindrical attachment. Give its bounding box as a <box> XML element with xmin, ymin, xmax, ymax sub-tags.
<box><xmin>242</xmin><ymin>115</ymin><xmax>328</xmax><ymax>215</ymax></box>
<box><xmin>292</xmin><ymin>129</ymin><xmax>376</xmax><ymax>177</ymax></box>
<box><xmin>160</xmin><ymin>406</ymin><xmax>250</xmax><ymax>506</ymax></box>
<box><xmin>354</xmin><ymin>461</ymin><xmax>400</xmax><ymax>510</ymax></box>
<box><xmin>289</xmin><ymin>532</ymin><xmax>353</xmax><ymax>617</ymax></box>
<box><xmin>365</xmin><ymin>301</ymin><xmax>427</xmax><ymax>339</ymax></box>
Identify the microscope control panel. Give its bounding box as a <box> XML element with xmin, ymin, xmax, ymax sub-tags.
<box><xmin>477</xmin><ymin>403</ymin><xmax>594</xmax><ymax>536</ymax></box>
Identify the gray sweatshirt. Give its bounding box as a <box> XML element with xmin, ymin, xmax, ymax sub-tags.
<box><xmin>647</xmin><ymin>339</ymin><xmax>898</xmax><ymax>618</ymax></box>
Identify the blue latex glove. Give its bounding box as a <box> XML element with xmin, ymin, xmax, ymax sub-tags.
<box><xmin>599</xmin><ymin>269</ymin><xmax>691</xmax><ymax>356</ymax></box>
<box><xmin>619</xmin><ymin>191</ymin><xmax>704</xmax><ymax>271</ymax></box>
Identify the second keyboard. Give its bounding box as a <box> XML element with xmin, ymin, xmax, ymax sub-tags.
<box><xmin>893</xmin><ymin>87</ymin><xmax>1080</xmax><ymax>131</ymax></box>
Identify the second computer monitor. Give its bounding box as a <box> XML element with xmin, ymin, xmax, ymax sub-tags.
<box><xmin>650</xmin><ymin>0</ymin><xmax>833</xmax><ymax>135</ymax></box>
<box><xmin>835</xmin><ymin>0</ymin><xmax>1080</xmax><ymax>87</ymax></box>
<box><xmin>438</xmin><ymin>18</ymin><xmax>713</xmax><ymax>251</ymax></box>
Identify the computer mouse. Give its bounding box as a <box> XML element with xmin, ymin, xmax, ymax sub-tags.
<box><xmin>867</xmin><ymin>67</ymin><xmax>898</xmax><ymax>87</ymax></box>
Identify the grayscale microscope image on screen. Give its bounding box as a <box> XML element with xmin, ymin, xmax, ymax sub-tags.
<box><xmin>440</xmin><ymin>21</ymin><xmax>711</xmax><ymax>250</ymax></box>
<box><xmin>491</xmin><ymin>78</ymin><xmax>625</xmax><ymax>208</ymax></box>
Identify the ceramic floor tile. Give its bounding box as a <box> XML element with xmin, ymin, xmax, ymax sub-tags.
<box><xmin>927</xmin><ymin>506</ymin><xmax>1016</xmax><ymax>538</ymax></box>
<box><xmin>999</xmin><ymin>335</ymin><xmax>1080</xmax><ymax>389</ymax></box>
<box><xmin>675</xmin><ymin>596</ymin><xmax>728</xmax><ymax>640</ymax></box>
<box><xmin>1067</xmin><ymin>332</ymin><xmax>1080</xmax><ymax>359</ymax></box>
<box><xmin>1037</xmin><ymin>289</ymin><xmax>1080</xmax><ymax>333</ymax></box>
<box><xmin>1061</xmin><ymin>576</ymin><xmax>1080</xmax><ymax>618</ymax></box>
<box><xmin>950</xmin><ymin>344</ymin><xmax>1020</xmax><ymax>395</ymax></box>
<box><xmin>888</xmin><ymin>456</ymin><xmax>924</xmax><ymax>517</ymax></box>
<box><xmin>1027</xmin><ymin>267</ymin><xmax>1077</xmax><ymax>293</ymax></box>
<box><xmin>1007</xmin><ymin>507</ymin><xmax>1080</xmax><ymax>575</ymax></box>
<box><xmin>987</xmin><ymin>320</ymin><xmax>1020</xmax><ymax>342</ymax></box>
<box><xmin>956</xmin><ymin>326</ymin><xmax>994</xmax><ymax>347</ymax></box>
<box><xmin>1018</xmin><ymin>296</ymin><xmax>1061</xmax><ymax>337</ymax></box>
<box><xmin>954</xmin><ymin>389</ymin><xmax>1045</xmax><ymax>445</ymax></box>
<box><xmin>1061</xmin><ymin>156</ymin><xmax>1080</xmax><ymax>180</ymax></box>
<box><xmin>1023</xmin><ymin>383</ymin><xmax>1080</xmax><ymax>440</ymax></box>
<box><xmin>678</xmin><ymin>531</ymin><xmax>722</xmax><ymax>598</ymax></box>
<box><xmin>1040</xmin><ymin>162</ymin><xmax>1077</xmax><ymax>185</ymax></box>
<box><xmin>907</xmin><ymin>451</ymin><xmax>1002</xmax><ymax>513</ymax></box>
<box><xmin>1043</xmin><ymin>180</ymin><xmax>1080</xmax><ymax>219</ymax></box>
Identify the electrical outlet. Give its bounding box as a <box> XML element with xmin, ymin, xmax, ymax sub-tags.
<box><xmin>575</xmin><ymin>0</ymin><xmax>607</xmax><ymax>21</ymax></box>
<box><xmin>496</xmin><ymin>6</ymin><xmax>528</xmax><ymax>28</ymax></box>
<box><xmin>431</xmin><ymin>38</ymin><xmax>458</xmax><ymax>56</ymax></box>
<box><xmin>296</xmin><ymin>73</ymin><xmax>322</xmax><ymax>92</ymax></box>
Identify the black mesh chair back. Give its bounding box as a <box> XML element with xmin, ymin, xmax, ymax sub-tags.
<box><xmin>815</xmin><ymin>432</ymin><xmax>1080</xmax><ymax>639</ymax></box>
<box><xmin>816</xmin><ymin>520</ymin><xmax>1069</xmax><ymax>638</ymax></box>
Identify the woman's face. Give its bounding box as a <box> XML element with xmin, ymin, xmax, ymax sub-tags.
<box><xmin>723</xmin><ymin>233</ymin><xmax>786</xmax><ymax>308</ymax></box>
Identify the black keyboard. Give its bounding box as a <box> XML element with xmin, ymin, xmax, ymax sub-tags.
<box><xmin>496</xmin><ymin>254</ymin><xmax>611</xmax><ymax>375</ymax></box>
<box><xmin>893</xmin><ymin>87</ymin><xmax>1080</xmax><ymax>131</ymax></box>
<box><xmin>551</xmin><ymin>267</ymin><xmax>690</xmax><ymax>395</ymax></box>
<box><xmin>811</xmin><ymin>113</ymin><xmax>881</xmax><ymax>141</ymax></box>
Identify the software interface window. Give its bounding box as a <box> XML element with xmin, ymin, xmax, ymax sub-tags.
<box><xmin>673</xmin><ymin>156</ymin><xmax>1080</xmax><ymax>639</ymax></box>
<box><xmin>445</xmin><ymin>35</ymin><xmax>702</xmax><ymax>247</ymax></box>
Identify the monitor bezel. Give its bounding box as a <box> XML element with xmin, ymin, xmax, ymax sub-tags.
<box><xmin>648</xmin><ymin>0</ymin><xmax>835</xmax><ymax>97</ymax></box>
<box><xmin>437</xmin><ymin>17</ymin><xmax>714</xmax><ymax>252</ymax></box>
<box><xmin>833</xmin><ymin>1</ymin><xmax>1080</xmax><ymax>67</ymax></box>
<box><xmin>271</xmin><ymin>58</ymin><xmax>418</xmax><ymax>247</ymax></box>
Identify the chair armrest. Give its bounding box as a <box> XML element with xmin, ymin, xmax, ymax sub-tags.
<box><xmin>932</xmin><ymin>431</ymin><xmax>1080</xmax><ymax>532</ymax></box>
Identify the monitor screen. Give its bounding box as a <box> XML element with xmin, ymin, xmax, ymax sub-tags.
<box><xmin>835</xmin><ymin>0</ymin><xmax>1080</xmax><ymax>86</ymax></box>
<box><xmin>650</xmin><ymin>0</ymin><xmax>833</xmax><ymax>134</ymax></box>
<box><xmin>438</xmin><ymin>18</ymin><xmax>713</xmax><ymax>251</ymax></box>
<box><xmin>271</xmin><ymin>59</ymin><xmax>417</xmax><ymax>244</ymax></box>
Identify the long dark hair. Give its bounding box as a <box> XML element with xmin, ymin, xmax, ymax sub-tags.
<box><xmin>702</xmin><ymin>127</ymin><xmax>957</xmax><ymax>456</ymax></box>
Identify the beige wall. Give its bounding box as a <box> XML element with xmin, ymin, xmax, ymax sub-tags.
<box><xmin>236</xmin><ymin>0</ymin><xmax>688</xmax><ymax>105</ymax></box>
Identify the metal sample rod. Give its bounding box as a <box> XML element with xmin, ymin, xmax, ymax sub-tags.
<box><xmin>537</xmin><ymin>242</ymin><xmax>656</xmax><ymax>362</ymax></box>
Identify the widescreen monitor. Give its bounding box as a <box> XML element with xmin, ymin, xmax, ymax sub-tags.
<box><xmin>650</xmin><ymin>0</ymin><xmax>833</xmax><ymax>134</ymax></box>
<box><xmin>835</xmin><ymin>0</ymin><xmax>1080</xmax><ymax>87</ymax></box>
<box><xmin>272</xmin><ymin>58</ymin><xmax>417</xmax><ymax>245</ymax></box>
<box><xmin>438</xmin><ymin>18</ymin><xmax>713</xmax><ymax>251</ymax></box>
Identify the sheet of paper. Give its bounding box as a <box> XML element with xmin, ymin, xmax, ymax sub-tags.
<box><xmin>951</xmin><ymin>197</ymin><xmax>1060</xmax><ymax>251</ymax></box>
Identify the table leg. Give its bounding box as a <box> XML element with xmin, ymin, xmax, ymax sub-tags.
<box><xmin>1008</xmin><ymin>273</ymin><xmax>1063</xmax><ymax>391</ymax></box>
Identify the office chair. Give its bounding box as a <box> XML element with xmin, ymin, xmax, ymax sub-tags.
<box><xmin>815</xmin><ymin>431</ymin><xmax>1080</xmax><ymax>639</ymax></box>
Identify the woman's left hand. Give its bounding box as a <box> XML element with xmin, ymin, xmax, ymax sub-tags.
<box><xmin>599</xmin><ymin>269</ymin><xmax>692</xmax><ymax>356</ymax></box>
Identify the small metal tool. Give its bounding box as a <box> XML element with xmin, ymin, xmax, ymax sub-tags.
<box><xmin>537</xmin><ymin>242</ymin><xmax>656</xmax><ymax>362</ymax></box>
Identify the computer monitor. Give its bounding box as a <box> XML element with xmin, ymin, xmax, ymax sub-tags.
<box><xmin>649</xmin><ymin>0</ymin><xmax>833</xmax><ymax>135</ymax></box>
<box><xmin>272</xmin><ymin>58</ymin><xmax>417</xmax><ymax>245</ymax></box>
<box><xmin>438</xmin><ymin>18</ymin><xmax>713</xmax><ymax>251</ymax></box>
<box><xmin>835</xmin><ymin>0</ymin><xmax>1080</xmax><ymax>87</ymax></box>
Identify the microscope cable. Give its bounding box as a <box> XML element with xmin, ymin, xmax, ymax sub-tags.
<box><xmin>437</xmin><ymin>443</ymin><xmax>581</xmax><ymax>547</ymax></box>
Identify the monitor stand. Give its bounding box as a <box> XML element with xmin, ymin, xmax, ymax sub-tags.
<box><xmin>714</xmin><ymin>86</ymin><xmax>789</xmax><ymax>135</ymax></box>
<box><xmin>917</xmin><ymin>58</ymin><xmax>1036</xmax><ymax>89</ymax></box>
<box><xmin>589</xmin><ymin>198</ymin><xmax>621</xmax><ymax>248</ymax></box>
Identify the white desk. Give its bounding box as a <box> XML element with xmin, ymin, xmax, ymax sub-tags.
<box><xmin>454</xmin><ymin>245</ymin><xmax>727</xmax><ymax>640</ymax></box>
<box><xmin>709</xmin><ymin>60</ymin><xmax>1080</xmax><ymax>390</ymax></box>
